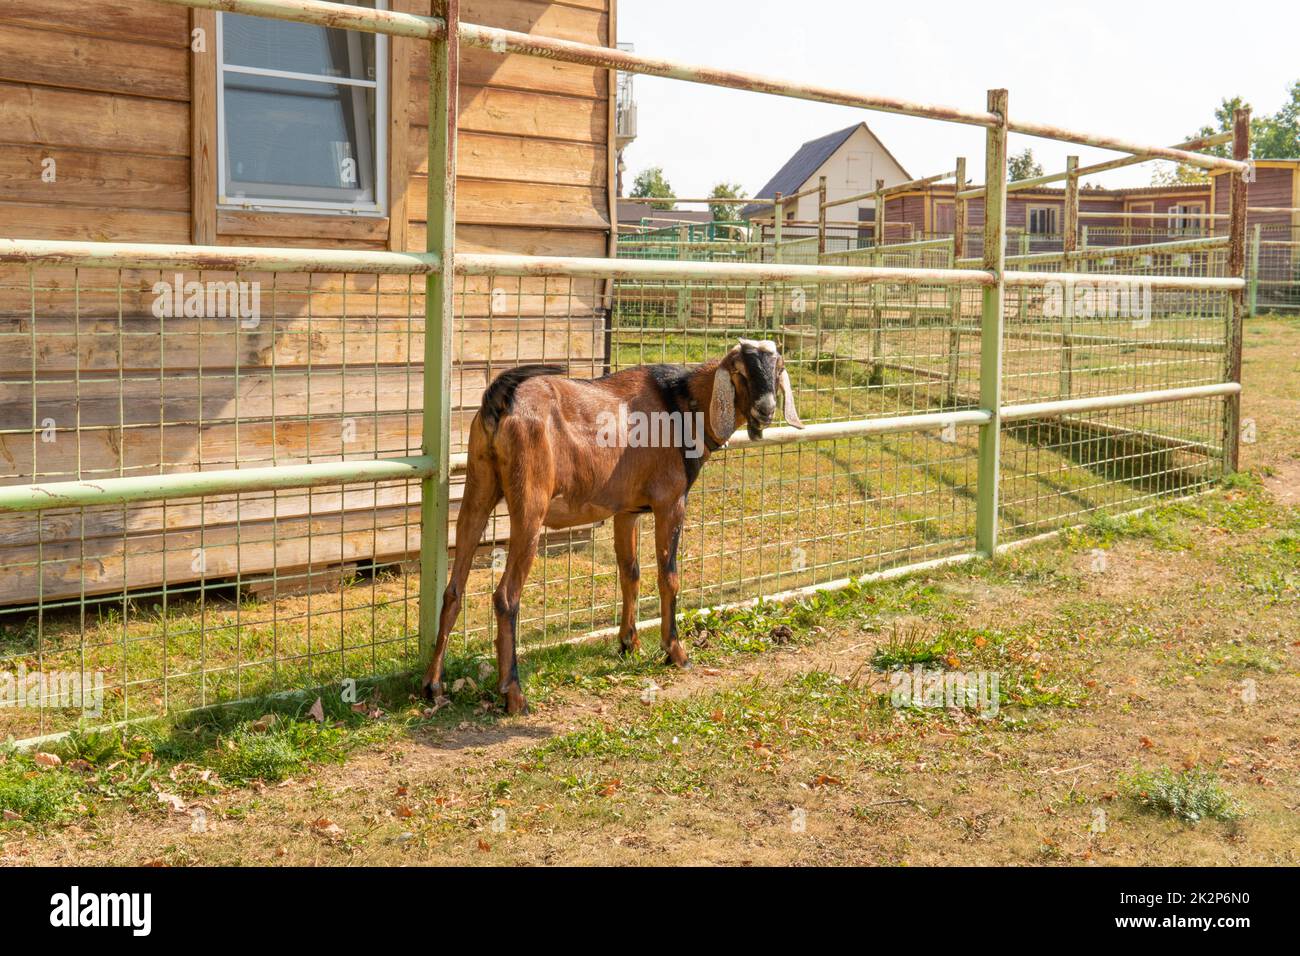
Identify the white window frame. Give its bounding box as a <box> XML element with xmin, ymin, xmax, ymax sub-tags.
<box><xmin>1026</xmin><ymin>204</ymin><xmax>1059</xmax><ymax>236</ymax></box>
<box><xmin>1167</xmin><ymin>202</ymin><xmax>1205</xmax><ymax>236</ymax></box>
<box><xmin>215</xmin><ymin>5</ymin><xmax>388</xmax><ymax>216</ymax></box>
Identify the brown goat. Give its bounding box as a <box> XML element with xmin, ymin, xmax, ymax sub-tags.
<box><xmin>421</xmin><ymin>339</ymin><xmax>804</xmax><ymax>714</ymax></box>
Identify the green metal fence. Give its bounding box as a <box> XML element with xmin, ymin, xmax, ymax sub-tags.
<box><xmin>0</xmin><ymin>0</ymin><xmax>1251</xmax><ymax>745</ymax></box>
<box><xmin>1250</xmin><ymin>223</ymin><xmax>1300</xmax><ymax>313</ymax></box>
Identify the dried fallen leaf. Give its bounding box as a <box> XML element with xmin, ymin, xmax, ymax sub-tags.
<box><xmin>477</xmin><ymin>839</ymin><xmax>491</xmax><ymax>852</ymax></box>
<box><xmin>156</xmin><ymin>792</ymin><xmax>186</xmax><ymax>813</ymax></box>
<box><xmin>3</xmin><ymin>810</ymin><xmax>21</xmax><ymax>822</ymax></box>
<box><xmin>396</xmin><ymin>804</ymin><xmax>414</xmax><ymax>819</ymax></box>
<box><xmin>1139</xmin><ymin>736</ymin><xmax>1155</xmax><ymax>750</ymax></box>
<box><xmin>812</xmin><ymin>774</ymin><xmax>842</xmax><ymax>788</ymax></box>
<box><xmin>600</xmin><ymin>779</ymin><xmax>622</xmax><ymax>797</ymax></box>
<box><xmin>33</xmin><ymin>752</ymin><xmax>61</xmax><ymax>768</ymax></box>
<box><xmin>307</xmin><ymin>697</ymin><xmax>325</xmax><ymax>723</ymax></box>
<box><xmin>311</xmin><ymin>818</ymin><xmax>344</xmax><ymax>839</ymax></box>
<box><xmin>251</xmin><ymin>714</ymin><xmax>278</xmax><ymax>733</ymax></box>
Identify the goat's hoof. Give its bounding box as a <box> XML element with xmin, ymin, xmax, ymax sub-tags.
<box><xmin>664</xmin><ymin>641</ymin><xmax>690</xmax><ymax>669</ymax></box>
<box><xmin>618</xmin><ymin>638</ymin><xmax>640</xmax><ymax>658</ymax></box>
<box><xmin>420</xmin><ymin>674</ymin><xmax>443</xmax><ymax>700</ymax></box>
<box><xmin>503</xmin><ymin>683</ymin><xmax>529</xmax><ymax>716</ymax></box>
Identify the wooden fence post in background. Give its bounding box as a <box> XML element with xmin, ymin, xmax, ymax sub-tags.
<box><xmin>817</xmin><ymin>175</ymin><xmax>828</xmax><ymax>256</ymax></box>
<box><xmin>1224</xmin><ymin>107</ymin><xmax>1251</xmax><ymax>473</ymax></box>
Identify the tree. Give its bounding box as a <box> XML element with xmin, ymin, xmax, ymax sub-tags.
<box><xmin>1008</xmin><ymin>148</ymin><xmax>1044</xmax><ymax>181</ymax></box>
<box><xmin>1150</xmin><ymin>162</ymin><xmax>1209</xmax><ymax>186</ymax></box>
<box><xmin>630</xmin><ymin>166</ymin><xmax>674</xmax><ymax>210</ymax></box>
<box><xmin>1152</xmin><ymin>83</ymin><xmax>1300</xmax><ymax>185</ymax></box>
<box><xmin>707</xmin><ymin>181</ymin><xmax>745</xmax><ymax>221</ymax></box>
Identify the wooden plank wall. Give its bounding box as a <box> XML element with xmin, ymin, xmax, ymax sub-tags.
<box><xmin>0</xmin><ymin>0</ymin><xmax>615</xmax><ymax>603</ymax></box>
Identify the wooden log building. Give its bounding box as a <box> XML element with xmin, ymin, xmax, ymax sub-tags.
<box><xmin>0</xmin><ymin>0</ymin><xmax>617</xmax><ymax>604</ymax></box>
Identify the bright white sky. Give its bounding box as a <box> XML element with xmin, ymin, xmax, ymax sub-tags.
<box><xmin>617</xmin><ymin>0</ymin><xmax>1299</xmax><ymax>196</ymax></box>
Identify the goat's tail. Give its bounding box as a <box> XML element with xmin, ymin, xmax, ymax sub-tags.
<box><xmin>479</xmin><ymin>364</ymin><xmax>565</xmax><ymax>434</ymax></box>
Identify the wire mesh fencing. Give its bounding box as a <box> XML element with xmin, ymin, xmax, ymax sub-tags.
<box><xmin>0</xmin><ymin>246</ymin><xmax>1238</xmax><ymax>742</ymax></box>
<box><xmin>0</xmin><ymin>262</ymin><xmax>427</xmax><ymax>741</ymax></box>
<box><xmin>1252</xmin><ymin>223</ymin><xmax>1300</xmax><ymax>313</ymax></box>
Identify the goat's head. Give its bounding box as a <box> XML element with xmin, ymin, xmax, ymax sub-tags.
<box><xmin>710</xmin><ymin>338</ymin><xmax>805</xmax><ymax>442</ymax></box>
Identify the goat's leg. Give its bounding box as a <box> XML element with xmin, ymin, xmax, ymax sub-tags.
<box><xmin>652</xmin><ymin>497</ymin><xmax>690</xmax><ymax>668</ymax></box>
<box><xmin>493</xmin><ymin>492</ymin><xmax>546</xmax><ymax>715</ymax></box>
<box><xmin>613</xmin><ymin>512</ymin><xmax>641</xmax><ymax>656</ymax></box>
<box><xmin>421</xmin><ymin>452</ymin><xmax>502</xmax><ymax>698</ymax></box>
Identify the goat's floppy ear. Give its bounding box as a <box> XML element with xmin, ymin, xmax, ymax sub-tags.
<box><xmin>710</xmin><ymin>363</ymin><xmax>736</xmax><ymax>443</ymax></box>
<box><xmin>779</xmin><ymin>365</ymin><xmax>804</xmax><ymax>429</ymax></box>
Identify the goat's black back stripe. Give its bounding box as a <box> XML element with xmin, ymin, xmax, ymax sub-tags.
<box><xmin>480</xmin><ymin>364</ymin><xmax>565</xmax><ymax>431</ymax></box>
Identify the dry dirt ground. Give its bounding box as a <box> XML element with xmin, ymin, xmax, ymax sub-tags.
<box><xmin>3</xmin><ymin>317</ymin><xmax>1298</xmax><ymax>867</ymax></box>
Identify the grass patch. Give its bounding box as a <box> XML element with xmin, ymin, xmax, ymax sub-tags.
<box><xmin>0</xmin><ymin>752</ymin><xmax>87</xmax><ymax>826</ymax></box>
<box><xmin>1121</xmin><ymin>766</ymin><xmax>1242</xmax><ymax>824</ymax></box>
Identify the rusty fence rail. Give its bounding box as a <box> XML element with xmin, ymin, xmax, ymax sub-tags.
<box><xmin>0</xmin><ymin>0</ymin><xmax>1253</xmax><ymax>743</ymax></box>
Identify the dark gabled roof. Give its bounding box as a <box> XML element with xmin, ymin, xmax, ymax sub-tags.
<box><xmin>618</xmin><ymin>200</ymin><xmax>713</xmax><ymax>225</ymax></box>
<box><xmin>740</xmin><ymin>124</ymin><xmax>864</xmax><ymax>219</ymax></box>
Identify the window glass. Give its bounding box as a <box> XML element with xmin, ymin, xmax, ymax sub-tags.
<box><xmin>218</xmin><ymin>3</ymin><xmax>385</xmax><ymax>213</ymax></box>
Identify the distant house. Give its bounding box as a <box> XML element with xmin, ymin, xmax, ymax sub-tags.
<box><xmin>740</xmin><ymin>122</ymin><xmax>911</xmax><ymax>226</ymax></box>
<box><xmin>617</xmin><ymin>200</ymin><xmax>714</xmax><ymax>231</ymax></box>
<box><xmin>890</xmin><ymin>158</ymin><xmax>1300</xmax><ymax>249</ymax></box>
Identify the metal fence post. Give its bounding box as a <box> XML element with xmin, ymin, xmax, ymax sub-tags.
<box><xmin>1059</xmin><ymin>155</ymin><xmax>1079</xmax><ymax>399</ymax></box>
<box><xmin>676</xmin><ymin>223</ymin><xmax>691</xmax><ymax>323</ymax></box>
<box><xmin>975</xmin><ymin>89</ymin><xmax>1009</xmax><ymax>557</ymax></box>
<box><xmin>1223</xmin><ymin>107</ymin><xmax>1250</xmax><ymax>473</ymax></box>
<box><xmin>419</xmin><ymin>0</ymin><xmax>459</xmax><ymax>665</ymax></box>
<box><xmin>772</xmin><ymin>192</ymin><xmax>784</xmax><ymax>327</ymax></box>
<box><xmin>869</xmin><ymin>178</ymin><xmax>887</xmax><ymax>386</ymax></box>
<box><xmin>945</xmin><ymin>156</ymin><xmax>967</xmax><ymax>405</ymax></box>
<box><xmin>1248</xmin><ymin>222</ymin><xmax>1261</xmax><ymax>316</ymax></box>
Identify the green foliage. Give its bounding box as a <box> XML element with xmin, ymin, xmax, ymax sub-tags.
<box><xmin>871</xmin><ymin>623</ymin><xmax>951</xmax><ymax>668</ymax></box>
<box><xmin>0</xmin><ymin>753</ymin><xmax>85</xmax><ymax>826</ymax></box>
<box><xmin>1150</xmin><ymin>162</ymin><xmax>1209</xmax><ymax>186</ymax></box>
<box><xmin>708</xmin><ymin>181</ymin><xmax>745</xmax><ymax>221</ymax></box>
<box><xmin>212</xmin><ymin>719</ymin><xmax>349</xmax><ymax>785</ymax></box>
<box><xmin>1151</xmin><ymin>83</ymin><xmax>1300</xmax><ymax>183</ymax></box>
<box><xmin>1122</xmin><ymin>766</ymin><xmax>1241</xmax><ymax>823</ymax></box>
<box><xmin>630</xmin><ymin>166</ymin><xmax>675</xmax><ymax>210</ymax></box>
<box><xmin>1008</xmin><ymin>148</ymin><xmax>1044</xmax><ymax>181</ymax></box>
<box><xmin>1185</xmin><ymin>82</ymin><xmax>1300</xmax><ymax>160</ymax></box>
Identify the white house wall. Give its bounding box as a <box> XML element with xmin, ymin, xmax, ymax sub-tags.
<box><xmin>789</xmin><ymin>125</ymin><xmax>910</xmax><ymax>223</ymax></box>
